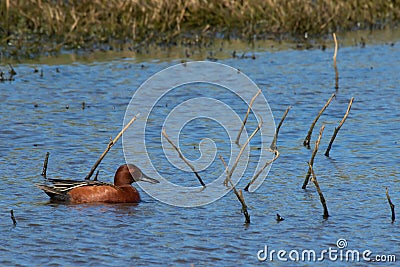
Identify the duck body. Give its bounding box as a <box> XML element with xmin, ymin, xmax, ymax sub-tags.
<box><xmin>66</xmin><ymin>183</ymin><xmax>140</xmax><ymax>203</ymax></box>
<box><xmin>38</xmin><ymin>179</ymin><xmax>141</xmax><ymax>203</ymax></box>
<box><xmin>37</xmin><ymin>164</ymin><xmax>158</xmax><ymax>204</ymax></box>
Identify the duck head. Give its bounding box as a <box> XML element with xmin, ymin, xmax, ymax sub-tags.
<box><xmin>114</xmin><ymin>164</ymin><xmax>159</xmax><ymax>186</ymax></box>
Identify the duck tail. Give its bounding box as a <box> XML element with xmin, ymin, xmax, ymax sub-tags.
<box><xmin>36</xmin><ymin>184</ymin><xmax>70</xmax><ymax>202</ymax></box>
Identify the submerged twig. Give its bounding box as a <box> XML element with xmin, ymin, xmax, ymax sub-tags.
<box><xmin>303</xmin><ymin>94</ymin><xmax>335</xmax><ymax>148</ymax></box>
<box><xmin>235</xmin><ymin>90</ymin><xmax>261</xmax><ymax>145</ymax></box>
<box><xmin>85</xmin><ymin>114</ymin><xmax>139</xmax><ymax>180</ymax></box>
<box><xmin>333</xmin><ymin>33</ymin><xmax>339</xmax><ymax>90</ymax></box>
<box><xmin>302</xmin><ymin>125</ymin><xmax>325</xmax><ymax>189</ymax></box>
<box><xmin>244</xmin><ymin>149</ymin><xmax>279</xmax><ymax>191</ymax></box>
<box><xmin>41</xmin><ymin>152</ymin><xmax>50</xmax><ymax>178</ymax></box>
<box><xmin>162</xmin><ymin>128</ymin><xmax>206</xmax><ymax>187</ymax></box>
<box><xmin>325</xmin><ymin>97</ymin><xmax>354</xmax><ymax>157</ymax></box>
<box><xmin>10</xmin><ymin>209</ymin><xmax>17</xmax><ymax>226</ymax></box>
<box><xmin>386</xmin><ymin>187</ymin><xmax>395</xmax><ymax>223</ymax></box>
<box><xmin>219</xmin><ymin>155</ymin><xmax>250</xmax><ymax>224</ymax></box>
<box><xmin>309</xmin><ymin>163</ymin><xmax>329</xmax><ymax>219</ymax></box>
<box><xmin>270</xmin><ymin>106</ymin><xmax>291</xmax><ymax>151</ymax></box>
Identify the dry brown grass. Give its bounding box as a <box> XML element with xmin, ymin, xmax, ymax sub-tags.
<box><xmin>0</xmin><ymin>0</ymin><xmax>399</xmax><ymax>58</ymax></box>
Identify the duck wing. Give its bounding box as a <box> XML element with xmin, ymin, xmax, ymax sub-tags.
<box><xmin>36</xmin><ymin>179</ymin><xmax>113</xmax><ymax>201</ymax></box>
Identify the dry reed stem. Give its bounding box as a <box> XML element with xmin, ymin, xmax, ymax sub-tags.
<box><xmin>303</xmin><ymin>94</ymin><xmax>335</xmax><ymax>148</ymax></box>
<box><xmin>235</xmin><ymin>89</ymin><xmax>261</xmax><ymax>145</ymax></box>
<box><xmin>244</xmin><ymin>149</ymin><xmax>280</xmax><ymax>191</ymax></box>
<box><xmin>302</xmin><ymin>125</ymin><xmax>325</xmax><ymax>189</ymax></box>
<box><xmin>93</xmin><ymin>170</ymin><xmax>99</xmax><ymax>181</ymax></box>
<box><xmin>5</xmin><ymin>0</ymin><xmax>9</xmax><ymax>36</ymax></box>
<box><xmin>333</xmin><ymin>33</ymin><xmax>338</xmax><ymax>67</ymax></box>
<box><xmin>85</xmin><ymin>114</ymin><xmax>139</xmax><ymax>180</ymax></box>
<box><xmin>226</xmin><ymin>117</ymin><xmax>263</xmax><ymax>184</ymax></box>
<box><xmin>385</xmin><ymin>187</ymin><xmax>395</xmax><ymax>223</ymax></box>
<box><xmin>309</xmin><ymin>163</ymin><xmax>329</xmax><ymax>219</ymax></box>
<box><xmin>219</xmin><ymin>155</ymin><xmax>250</xmax><ymax>224</ymax></box>
<box><xmin>333</xmin><ymin>33</ymin><xmax>339</xmax><ymax>89</ymax></box>
<box><xmin>271</xmin><ymin>105</ymin><xmax>291</xmax><ymax>151</ymax></box>
<box><xmin>41</xmin><ymin>152</ymin><xmax>50</xmax><ymax>178</ymax></box>
<box><xmin>220</xmin><ymin>154</ymin><xmax>230</xmax><ymax>187</ymax></box>
<box><xmin>162</xmin><ymin>128</ymin><xmax>206</xmax><ymax>187</ymax></box>
<box><xmin>324</xmin><ymin>97</ymin><xmax>354</xmax><ymax>157</ymax></box>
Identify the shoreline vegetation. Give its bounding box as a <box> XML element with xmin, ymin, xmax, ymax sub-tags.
<box><xmin>0</xmin><ymin>0</ymin><xmax>399</xmax><ymax>60</ymax></box>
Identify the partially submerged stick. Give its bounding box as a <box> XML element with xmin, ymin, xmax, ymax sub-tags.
<box><xmin>235</xmin><ymin>90</ymin><xmax>261</xmax><ymax>145</ymax></box>
<box><xmin>221</xmin><ymin>154</ymin><xmax>230</xmax><ymax>187</ymax></box>
<box><xmin>226</xmin><ymin>118</ymin><xmax>262</xmax><ymax>185</ymax></box>
<box><xmin>41</xmin><ymin>152</ymin><xmax>50</xmax><ymax>178</ymax></box>
<box><xmin>244</xmin><ymin>149</ymin><xmax>280</xmax><ymax>191</ymax></box>
<box><xmin>239</xmin><ymin>104</ymin><xmax>288</xmax><ymax>191</ymax></box>
<box><xmin>10</xmin><ymin>209</ymin><xmax>17</xmax><ymax>226</ymax></box>
<box><xmin>303</xmin><ymin>94</ymin><xmax>335</xmax><ymax>148</ymax></box>
<box><xmin>309</xmin><ymin>163</ymin><xmax>329</xmax><ymax>219</ymax></box>
<box><xmin>93</xmin><ymin>170</ymin><xmax>100</xmax><ymax>181</ymax></box>
<box><xmin>302</xmin><ymin>125</ymin><xmax>325</xmax><ymax>189</ymax></box>
<box><xmin>333</xmin><ymin>33</ymin><xmax>339</xmax><ymax>90</ymax></box>
<box><xmin>85</xmin><ymin>114</ymin><xmax>139</xmax><ymax>180</ymax></box>
<box><xmin>218</xmin><ymin>118</ymin><xmax>262</xmax><ymax>223</ymax></box>
<box><xmin>325</xmin><ymin>97</ymin><xmax>354</xmax><ymax>157</ymax></box>
<box><xmin>162</xmin><ymin>128</ymin><xmax>206</xmax><ymax>187</ymax></box>
<box><xmin>386</xmin><ymin>187</ymin><xmax>395</xmax><ymax>223</ymax></box>
<box><xmin>270</xmin><ymin>106</ymin><xmax>291</xmax><ymax>151</ymax></box>
<box><xmin>220</xmin><ymin>155</ymin><xmax>250</xmax><ymax>224</ymax></box>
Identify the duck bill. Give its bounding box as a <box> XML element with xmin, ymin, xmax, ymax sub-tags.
<box><xmin>139</xmin><ymin>173</ymin><xmax>159</xmax><ymax>184</ymax></box>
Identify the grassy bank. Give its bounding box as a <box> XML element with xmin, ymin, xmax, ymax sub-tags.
<box><xmin>0</xmin><ymin>0</ymin><xmax>399</xmax><ymax>59</ymax></box>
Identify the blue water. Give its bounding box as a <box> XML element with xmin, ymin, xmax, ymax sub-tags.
<box><xmin>0</xmin><ymin>39</ymin><xmax>399</xmax><ymax>266</ymax></box>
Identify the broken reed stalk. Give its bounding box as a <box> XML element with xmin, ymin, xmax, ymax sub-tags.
<box><xmin>227</xmin><ymin>118</ymin><xmax>263</xmax><ymax>184</ymax></box>
<box><xmin>302</xmin><ymin>125</ymin><xmax>325</xmax><ymax>189</ymax></box>
<box><xmin>162</xmin><ymin>128</ymin><xmax>206</xmax><ymax>187</ymax></box>
<box><xmin>325</xmin><ymin>97</ymin><xmax>354</xmax><ymax>157</ymax></box>
<box><xmin>93</xmin><ymin>170</ymin><xmax>100</xmax><ymax>181</ymax></box>
<box><xmin>385</xmin><ymin>187</ymin><xmax>395</xmax><ymax>223</ymax></box>
<box><xmin>244</xmin><ymin>149</ymin><xmax>280</xmax><ymax>191</ymax></box>
<box><xmin>219</xmin><ymin>155</ymin><xmax>250</xmax><ymax>224</ymax></box>
<box><xmin>235</xmin><ymin>89</ymin><xmax>261</xmax><ymax>145</ymax></box>
<box><xmin>41</xmin><ymin>152</ymin><xmax>50</xmax><ymax>178</ymax></box>
<box><xmin>85</xmin><ymin>114</ymin><xmax>139</xmax><ymax>180</ymax></box>
<box><xmin>220</xmin><ymin>154</ymin><xmax>230</xmax><ymax>187</ymax></box>
<box><xmin>240</xmin><ymin>105</ymin><xmax>288</xmax><ymax>191</ymax></box>
<box><xmin>333</xmin><ymin>33</ymin><xmax>339</xmax><ymax>90</ymax></box>
<box><xmin>308</xmin><ymin>163</ymin><xmax>329</xmax><ymax>219</ymax></box>
<box><xmin>10</xmin><ymin>209</ymin><xmax>17</xmax><ymax>225</ymax></box>
<box><xmin>270</xmin><ymin>106</ymin><xmax>291</xmax><ymax>151</ymax></box>
<box><xmin>303</xmin><ymin>94</ymin><xmax>335</xmax><ymax>148</ymax></box>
